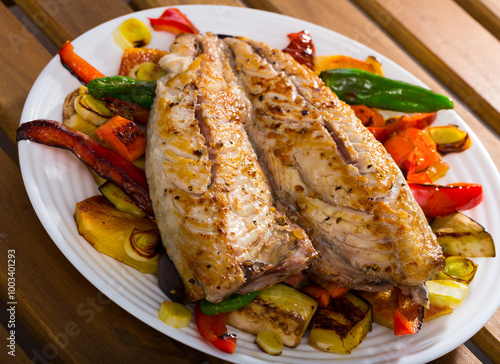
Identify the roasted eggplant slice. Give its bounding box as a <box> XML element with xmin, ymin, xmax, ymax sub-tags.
<box><xmin>431</xmin><ymin>212</ymin><xmax>495</xmax><ymax>257</ymax></box>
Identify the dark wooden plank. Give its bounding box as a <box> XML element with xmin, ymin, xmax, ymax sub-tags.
<box><xmin>352</xmin><ymin>0</ymin><xmax>500</xmax><ymax>137</ymax></box>
<box><xmin>455</xmin><ymin>0</ymin><xmax>500</xmax><ymax>41</ymax></box>
<box><xmin>12</xmin><ymin>0</ymin><xmax>133</xmax><ymax>47</ymax></box>
<box><xmin>429</xmin><ymin>344</ymin><xmax>482</xmax><ymax>364</ymax></box>
<box><xmin>470</xmin><ymin>307</ymin><xmax>500</xmax><ymax>364</ymax></box>
<box><xmin>0</xmin><ymin>2</ymin><xmax>52</xmax><ymax>144</ymax></box>
<box><xmin>0</xmin><ymin>147</ymin><xmax>227</xmax><ymax>364</ymax></box>
<box><xmin>0</xmin><ymin>322</ymin><xmax>32</xmax><ymax>364</ymax></box>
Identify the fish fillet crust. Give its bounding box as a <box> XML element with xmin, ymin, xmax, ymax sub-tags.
<box><xmin>224</xmin><ymin>37</ymin><xmax>444</xmax><ymax>303</ymax></box>
<box><xmin>146</xmin><ymin>34</ymin><xmax>316</xmax><ymax>303</ymax></box>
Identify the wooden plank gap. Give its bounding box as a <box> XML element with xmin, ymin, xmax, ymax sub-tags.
<box><xmin>12</xmin><ymin>0</ymin><xmax>72</xmax><ymax>48</ymax></box>
<box><xmin>454</xmin><ymin>0</ymin><xmax>500</xmax><ymax>41</ymax></box>
<box><xmin>131</xmin><ymin>0</ymin><xmax>245</xmax><ymax>11</ymax></box>
<box><xmin>429</xmin><ymin>344</ymin><xmax>482</xmax><ymax>364</ymax></box>
<box><xmin>243</xmin><ymin>0</ymin><xmax>281</xmax><ymax>13</ymax></box>
<box><xmin>351</xmin><ymin>0</ymin><xmax>500</xmax><ymax>137</ymax></box>
<box><xmin>470</xmin><ymin>308</ymin><xmax>500</xmax><ymax>364</ymax></box>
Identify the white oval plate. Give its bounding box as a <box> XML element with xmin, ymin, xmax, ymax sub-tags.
<box><xmin>18</xmin><ymin>5</ymin><xmax>500</xmax><ymax>364</ymax></box>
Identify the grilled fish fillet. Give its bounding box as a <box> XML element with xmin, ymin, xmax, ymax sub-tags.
<box><xmin>146</xmin><ymin>34</ymin><xmax>316</xmax><ymax>303</ymax></box>
<box><xmin>224</xmin><ymin>37</ymin><xmax>444</xmax><ymax>304</ymax></box>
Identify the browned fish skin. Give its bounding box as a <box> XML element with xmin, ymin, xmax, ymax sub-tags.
<box><xmin>146</xmin><ymin>34</ymin><xmax>316</xmax><ymax>303</ymax></box>
<box><xmin>224</xmin><ymin>37</ymin><xmax>444</xmax><ymax>303</ymax></box>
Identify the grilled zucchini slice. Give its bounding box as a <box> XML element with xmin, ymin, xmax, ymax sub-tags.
<box><xmin>309</xmin><ymin>291</ymin><xmax>372</xmax><ymax>354</ymax></box>
<box><xmin>226</xmin><ymin>283</ymin><xmax>318</xmax><ymax>348</ymax></box>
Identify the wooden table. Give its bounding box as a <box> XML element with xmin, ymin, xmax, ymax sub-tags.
<box><xmin>1</xmin><ymin>0</ymin><xmax>499</xmax><ymax>363</ymax></box>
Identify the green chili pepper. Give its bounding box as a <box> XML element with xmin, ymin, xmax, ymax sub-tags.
<box><xmin>200</xmin><ymin>291</ymin><xmax>260</xmax><ymax>316</ymax></box>
<box><xmin>87</xmin><ymin>75</ymin><xmax>156</xmax><ymax>109</ymax></box>
<box><xmin>319</xmin><ymin>68</ymin><xmax>454</xmax><ymax>112</ymax></box>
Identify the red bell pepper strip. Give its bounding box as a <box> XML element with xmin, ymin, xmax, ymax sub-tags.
<box><xmin>149</xmin><ymin>8</ymin><xmax>199</xmax><ymax>35</ymax></box>
<box><xmin>368</xmin><ymin>112</ymin><xmax>437</xmax><ymax>143</ymax></box>
<box><xmin>402</xmin><ymin>127</ymin><xmax>437</xmax><ymax>172</ymax></box>
<box><xmin>283</xmin><ymin>30</ymin><xmax>316</xmax><ymax>70</ymax></box>
<box><xmin>302</xmin><ymin>285</ymin><xmax>331</xmax><ymax>308</ymax></box>
<box><xmin>16</xmin><ymin>120</ymin><xmax>154</xmax><ymax>219</ymax></box>
<box><xmin>383</xmin><ymin>130</ymin><xmax>416</xmax><ymax>168</ymax></box>
<box><xmin>409</xmin><ymin>182</ymin><xmax>483</xmax><ymax>217</ymax></box>
<box><xmin>59</xmin><ymin>41</ymin><xmax>105</xmax><ymax>85</ymax></box>
<box><xmin>405</xmin><ymin>156</ymin><xmax>433</xmax><ymax>184</ymax></box>
<box><xmin>351</xmin><ymin>105</ymin><xmax>385</xmax><ymax>127</ymax></box>
<box><xmin>104</xmin><ymin>97</ymin><xmax>151</xmax><ymax>126</ymax></box>
<box><xmin>308</xmin><ymin>272</ymin><xmax>349</xmax><ymax>299</ymax></box>
<box><xmin>394</xmin><ymin>289</ymin><xmax>423</xmax><ymax>336</ymax></box>
<box><xmin>194</xmin><ymin>302</ymin><xmax>236</xmax><ymax>354</ymax></box>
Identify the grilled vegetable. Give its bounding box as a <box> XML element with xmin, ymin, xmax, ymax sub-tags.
<box><xmin>314</xmin><ymin>55</ymin><xmax>384</xmax><ymax>76</ymax></box>
<box><xmin>320</xmin><ymin>68</ymin><xmax>454</xmax><ymax>112</ymax></box>
<box><xmin>308</xmin><ymin>273</ymin><xmax>350</xmax><ymax>299</ymax></box>
<box><xmin>426</xmin><ymin>280</ymin><xmax>469</xmax><ymax>309</ymax></box>
<box><xmin>368</xmin><ymin>112</ymin><xmax>437</xmax><ymax>143</ymax></box>
<box><xmin>74</xmin><ymin>195</ymin><xmax>158</xmax><ymax>274</ymax></box>
<box><xmin>409</xmin><ymin>183</ymin><xmax>483</xmax><ymax>217</ymax></box>
<box><xmin>158</xmin><ymin>247</ymin><xmax>186</xmax><ymax>304</ymax></box>
<box><xmin>427</xmin><ymin>125</ymin><xmax>471</xmax><ymax>154</ymax></box>
<box><xmin>124</xmin><ymin>228</ymin><xmax>160</xmax><ymax>262</ymax></box>
<box><xmin>302</xmin><ymin>285</ymin><xmax>331</xmax><ymax>308</ymax></box>
<box><xmin>357</xmin><ymin>289</ymin><xmax>397</xmax><ymax>329</ymax></box>
<box><xmin>200</xmin><ymin>291</ymin><xmax>260</xmax><ymax>316</ymax></box>
<box><xmin>99</xmin><ymin>181</ymin><xmax>145</xmax><ymax>218</ymax></box>
<box><xmin>358</xmin><ymin>288</ymin><xmax>453</xmax><ymax>329</ymax></box>
<box><xmin>226</xmin><ymin>283</ymin><xmax>318</xmax><ymax>348</ymax></box>
<box><xmin>194</xmin><ymin>302</ymin><xmax>236</xmax><ymax>354</ymax></box>
<box><xmin>309</xmin><ymin>291</ymin><xmax>372</xmax><ymax>354</ymax></box>
<box><xmin>283</xmin><ymin>30</ymin><xmax>315</xmax><ymax>70</ymax></box>
<box><xmin>386</xmin><ymin>127</ymin><xmax>437</xmax><ymax>172</ymax></box>
<box><xmin>74</xmin><ymin>94</ymin><xmax>113</xmax><ymax>126</ymax></box>
<box><xmin>158</xmin><ymin>301</ymin><xmax>191</xmax><ymax>328</ymax></box>
<box><xmin>59</xmin><ymin>41</ymin><xmax>105</xmax><ymax>85</ymax></box>
<box><xmin>118</xmin><ymin>47</ymin><xmax>168</xmax><ymax>76</ymax></box>
<box><xmin>430</xmin><ymin>212</ymin><xmax>495</xmax><ymax>257</ymax></box>
<box><xmin>436</xmin><ymin>256</ymin><xmax>478</xmax><ymax>284</ymax></box>
<box><xmin>16</xmin><ymin>120</ymin><xmax>153</xmax><ymax>218</ymax></box>
<box><xmin>87</xmin><ymin>76</ymin><xmax>156</xmax><ymax>109</ymax></box>
<box><xmin>394</xmin><ymin>289</ymin><xmax>423</xmax><ymax>336</ymax></box>
<box><xmin>149</xmin><ymin>8</ymin><xmax>199</xmax><ymax>35</ymax></box>
<box><xmin>351</xmin><ymin>105</ymin><xmax>385</xmax><ymax>126</ymax></box>
<box><xmin>62</xmin><ymin>86</ymin><xmax>99</xmax><ymax>139</ymax></box>
<box><xmin>113</xmin><ymin>18</ymin><xmax>151</xmax><ymax>50</ymax></box>
<box><xmin>104</xmin><ymin>97</ymin><xmax>151</xmax><ymax>126</ymax></box>
<box><xmin>255</xmin><ymin>330</ymin><xmax>284</xmax><ymax>356</ymax></box>
<box><xmin>95</xmin><ymin>115</ymin><xmax>146</xmax><ymax>162</ymax></box>
<box><xmin>128</xmin><ymin>62</ymin><xmax>167</xmax><ymax>81</ymax></box>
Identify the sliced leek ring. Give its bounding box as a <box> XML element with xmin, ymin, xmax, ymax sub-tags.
<box><xmin>426</xmin><ymin>280</ymin><xmax>468</xmax><ymax>309</ymax></box>
<box><xmin>124</xmin><ymin>228</ymin><xmax>160</xmax><ymax>262</ymax></box>
<box><xmin>128</xmin><ymin>62</ymin><xmax>167</xmax><ymax>81</ymax></box>
<box><xmin>74</xmin><ymin>94</ymin><xmax>112</xmax><ymax>126</ymax></box>
<box><xmin>113</xmin><ymin>18</ymin><xmax>151</xmax><ymax>50</ymax></box>
<box><xmin>436</xmin><ymin>256</ymin><xmax>478</xmax><ymax>284</ymax></box>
